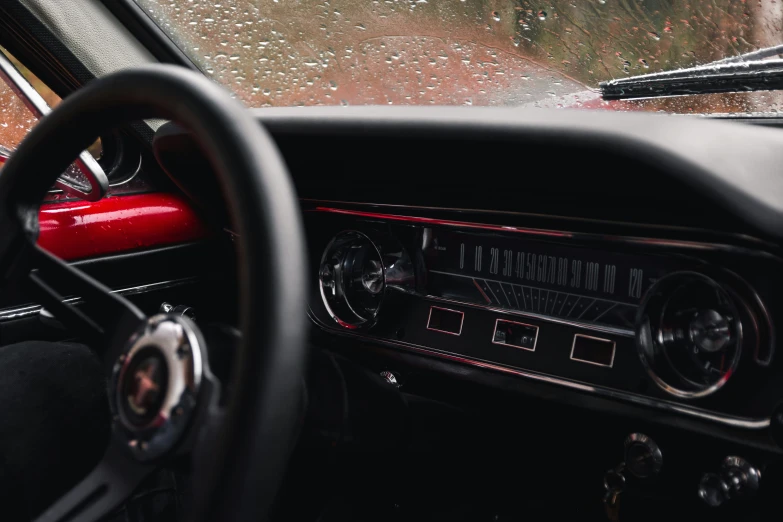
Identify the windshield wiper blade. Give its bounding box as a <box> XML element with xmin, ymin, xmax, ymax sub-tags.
<box><xmin>600</xmin><ymin>45</ymin><xmax>783</xmax><ymax>100</ymax></box>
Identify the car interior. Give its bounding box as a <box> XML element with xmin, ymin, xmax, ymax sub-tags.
<box><xmin>1</xmin><ymin>1</ymin><xmax>783</xmax><ymax>521</ymax></box>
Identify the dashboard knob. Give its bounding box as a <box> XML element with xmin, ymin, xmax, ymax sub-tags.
<box><xmin>624</xmin><ymin>433</ymin><xmax>662</xmax><ymax>478</ymax></box>
<box><xmin>690</xmin><ymin>309</ymin><xmax>731</xmax><ymax>354</ymax></box>
<box><xmin>698</xmin><ymin>456</ymin><xmax>760</xmax><ymax>507</ymax></box>
<box><xmin>698</xmin><ymin>473</ymin><xmax>730</xmax><ymax>507</ymax></box>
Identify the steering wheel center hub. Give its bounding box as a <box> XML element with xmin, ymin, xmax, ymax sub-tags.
<box><xmin>111</xmin><ymin>314</ymin><xmax>204</xmax><ymax>461</ymax></box>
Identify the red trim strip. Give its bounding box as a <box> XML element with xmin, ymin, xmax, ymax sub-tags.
<box><xmin>314</xmin><ymin>207</ymin><xmax>570</xmax><ymax>238</ymax></box>
<box><xmin>38</xmin><ymin>193</ymin><xmax>208</xmax><ymax>260</ymax></box>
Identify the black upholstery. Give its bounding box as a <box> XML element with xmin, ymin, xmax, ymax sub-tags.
<box><xmin>0</xmin><ymin>342</ymin><xmax>108</xmax><ymax>521</ymax></box>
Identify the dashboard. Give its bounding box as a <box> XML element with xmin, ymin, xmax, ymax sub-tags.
<box><xmin>305</xmin><ymin>201</ymin><xmax>781</xmax><ymax>429</ymax></box>
<box><xmin>148</xmin><ymin>108</ymin><xmax>783</xmax><ymax>446</ymax></box>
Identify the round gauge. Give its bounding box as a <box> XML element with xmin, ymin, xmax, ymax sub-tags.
<box><xmin>636</xmin><ymin>272</ymin><xmax>743</xmax><ymax>398</ymax></box>
<box><xmin>319</xmin><ymin>231</ymin><xmax>386</xmax><ymax>328</ymax></box>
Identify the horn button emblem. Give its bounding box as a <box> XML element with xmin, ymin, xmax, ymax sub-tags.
<box><xmin>122</xmin><ymin>348</ymin><xmax>167</xmax><ymax>425</ymax></box>
<box><xmin>111</xmin><ymin>314</ymin><xmax>204</xmax><ymax>461</ymax></box>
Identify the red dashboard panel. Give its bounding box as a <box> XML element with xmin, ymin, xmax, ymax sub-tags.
<box><xmin>38</xmin><ymin>193</ymin><xmax>208</xmax><ymax>260</ymax></box>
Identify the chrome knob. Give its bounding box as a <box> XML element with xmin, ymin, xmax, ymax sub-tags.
<box><xmin>698</xmin><ymin>456</ymin><xmax>760</xmax><ymax>507</ymax></box>
<box><xmin>623</xmin><ymin>433</ymin><xmax>662</xmax><ymax>478</ymax></box>
<box><xmin>380</xmin><ymin>370</ymin><xmax>401</xmax><ymax>387</ymax></box>
<box><xmin>699</xmin><ymin>473</ymin><xmax>730</xmax><ymax>507</ymax></box>
<box><xmin>159</xmin><ymin>302</ymin><xmax>196</xmax><ymax>321</ymax></box>
<box><xmin>690</xmin><ymin>309</ymin><xmax>731</xmax><ymax>353</ymax></box>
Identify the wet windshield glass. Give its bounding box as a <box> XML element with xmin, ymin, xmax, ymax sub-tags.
<box><xmin>134</xmin><ymin>0</ymin><xmax>783</xmax><ymax>113</ymax></box>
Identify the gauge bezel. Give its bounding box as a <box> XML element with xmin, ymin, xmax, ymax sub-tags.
<box><xmin>636</xmin><ymin>271</ymin><xmax>743</xmax><ymax>399</ymax></box>
<box><xmin>318</xmin><ymin>230</ymin><xmax>387</xmax><ymax>329</ymax></box>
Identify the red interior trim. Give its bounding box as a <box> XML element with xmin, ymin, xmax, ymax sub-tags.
<box><xmin>314</xmin><ymin>206</ymin><xmax>570</xmax><ymax>238</ymax></box>
<box><xmin>38</xmin><ymin>193</ymin><xmax>208</xmax><ymax>260</ymax></box>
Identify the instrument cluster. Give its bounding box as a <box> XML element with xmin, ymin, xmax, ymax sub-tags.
<box><xmin>305</xmin><ymin>202</ymin><xmax>782</xmax><ymax>429</ymax></box>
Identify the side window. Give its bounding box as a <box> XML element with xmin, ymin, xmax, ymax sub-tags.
<box><xmin>0</xmin><ymin>46</ymin><xmax>101</xmax><ymax>161</ymax></box>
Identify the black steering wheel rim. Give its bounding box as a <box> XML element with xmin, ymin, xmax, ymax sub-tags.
<box><xmin>0</xmin><ymin>64</ymin><xmax>307</xmax><ymax>521</ymax></box>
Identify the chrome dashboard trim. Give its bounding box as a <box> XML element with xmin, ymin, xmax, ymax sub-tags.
<box><xmin>0</xmin><ymin>50</ymin><xmax>108</xmax><ymax>202</ymax></box>
<box><xmin>570</xmin><ymin>333</ymin><xmax>616</xmax><ymax>368</ymax></box>
<box><xmin>491</xmin><ymin>318</ymin><xmax>539</xmax><ymax>351</ymax></box>
<box><xmin>107</xmin><ymin>153</ymin><xmax>144</xmax><ymax>187</ymax></box>
<box><xmin>637</xmin><ymin>272</ymin><xmax>744</xmax><ymax>400</ymax></box>
<box><xmin>309</xmin><ymin>310</ymin><xmax>770</xmax><ymax>429</ymax></box>
<box><xmin>308</xmin><ymin>205</ymin><xmax>783</xmax><ymax>260</ymax></box>
<box><xmin>426</xmin><ymin>306</ymin><xmax>465</xmax><ymax>336</ymax></box>
<box><xmin>425</xmin><ymin>294</ymin><xmax>635</xmax><ymax>338</ymax></box>
<box><xmin>0</xmin><ymin>277</ymin><xmax>198</xmax><ymax>322</ymax></box>
<box><xmin>302</xmin><ymin>199</ymin><xmax>777</xmax><ymax>251</ymax></box>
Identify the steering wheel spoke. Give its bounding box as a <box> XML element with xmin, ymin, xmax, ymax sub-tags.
<box><xmin>27</xmin><ymin>245</ymin><xmax>145</xmax><ymax>352</ymax></box>
<box><xmin>34</xmin><ymin>311</ymin><xmax>219</xmax><ymax>522</ymax></box>
<box><xmin>34</xmin><ymin>441</ymin><xmax>155</xmax><ymax>522</ymax></box>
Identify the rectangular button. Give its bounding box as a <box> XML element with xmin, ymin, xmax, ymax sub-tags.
<box><xmin>492</xmin><ymin>318</ymin><xmax>539</xmax><ymax>351</ymax></box>
<box><xmin>570</xmin><ymin>334</ymin><xmax>616</xmax><ymax>367</ymax></box>
<box><xmin>427</xmin><ymin>306</ymin><xmax>464</xmax><ymax>335</ymax></box>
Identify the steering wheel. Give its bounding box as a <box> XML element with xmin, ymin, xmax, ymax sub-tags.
<box><xmin>0</xmin><ymin>65</ymin><xmax>307</xmax><ymax>521</ymax></box>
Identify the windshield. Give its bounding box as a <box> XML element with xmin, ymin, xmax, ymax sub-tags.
<box><xmin>134</xmin><ymin>0</ymin><xmax>783</xmax><ymax>114</ymax></box>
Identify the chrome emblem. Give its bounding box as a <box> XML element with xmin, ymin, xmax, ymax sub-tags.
<box><xmin>127</xmin><ymin>357</ymin><xmax>162</xmax><ymax>416</ymax></box>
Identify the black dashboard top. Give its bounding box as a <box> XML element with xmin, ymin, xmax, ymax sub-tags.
<box><xmin>156</xmin><ymin>108</ymin><xmax>783</xmax><ymax>241</ymax></box>
<box><xmin>249</xmin><ymin>107</ymin><xmax>783</xmax><ymax>238</ymax></box>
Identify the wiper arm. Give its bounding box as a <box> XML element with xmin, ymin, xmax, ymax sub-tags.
<box><xmin>711</xmin><ymin>43</ymin><xmax>783</xmax><ymax>64</ymax></box>
<box><xmin>600</xmin><ymin>44</ymin><xmax>783</xmax><ymax>100</ymax></box>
